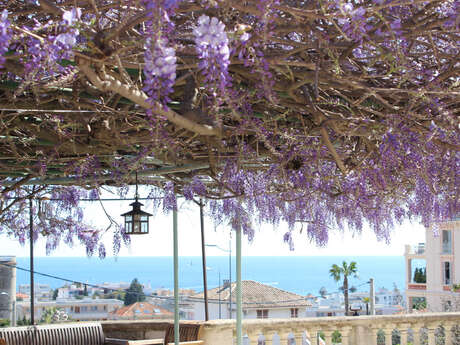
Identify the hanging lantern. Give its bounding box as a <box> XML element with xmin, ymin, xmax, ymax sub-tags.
<box><xmin>121</xmin><ymin>173</ymin><xmax>152</xmax><ymax>235</ymax></box>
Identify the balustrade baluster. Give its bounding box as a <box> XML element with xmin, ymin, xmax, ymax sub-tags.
<box><xmin>338</xmin><ymin>327</ymin><xmax>352</xmax><ymax>345</ymax></box>
<box><xmin>427</xmin><ymin>326</ymin><xmax>436</xmax><ymax>345</ymax></box>
<box><xmin>398</xmin><ymin>323</ymin><xmax>410</xmax><ymax>345</ymax></box>
<box><xmin>369</xmin><ymin>327</ymin><xmax>380</xmax><ymax>345</ymax></box>
<box><xmin>411</xmin><ymin>326</ymin><xmax>422</xmax><ymax>345</ymax></box>
<box><xmin>292</xmin><ymin>329</ymin><xmax>304</xmax><ymax>345</ymax></box>
<box><xmin>444</xmin><ymin>322</ymin><xmax>454</xmax><ymax>345</ymax></box>
<box><xmin>383</xmin><ymin>327</ymin><xmax>394</xmax><ymax>345</ymax></box>
<box><xmin>398</xmin><ymin>329</ymin><xmax>408</xmax><ymax>345</ymax></box>
<box><xmin>322</xmin><ymin>330</ymin><xmax>333</xmax><ymax>345</ymax></box>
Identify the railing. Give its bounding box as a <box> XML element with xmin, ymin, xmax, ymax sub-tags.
<box><xmin>100</xmin><ymin>313</ymin><xmax>460</xmax><ymax>345</ymax></box>
<box><xmin>412</xmin><ymin>244</ymin><xmax>425</xmax><ymax>255</ymax></box>
<box><xmin>407</xmin><ymin>283</ymin><xmax>426</xmax><ymax>290</ymax></box>
<box><xmin>405</xmin><ymin>244</ymin><xmax>425</xmax><ymax>255</ymax></box>
<box><xmin>200</xmin><ymin>313</ymin><xmax>460</xmax><ymax>345</ymax></box>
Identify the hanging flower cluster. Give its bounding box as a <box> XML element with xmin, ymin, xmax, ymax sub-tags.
<box><xmin>0</xmin><ymin>10</ymin><xmax>11</xmax><ymax>68</ymax></box>
<box><xmin>143</xmin><ymin>37</ymin><xmax>177</xmax><ymax>105</ymax></box>
<box><xmin>21</xmin><ymin>8</ymin><xmax>81</xmax><ymax>78</ymax></box>
<box><xmin>194</xmin><ymin>15</ymin><xmax>231</xmax><ymax>96</ymax></box>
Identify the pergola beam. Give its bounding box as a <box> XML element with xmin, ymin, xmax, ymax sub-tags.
<box><xmin>0</xmin><ymin>163</ymin><xmax>210</xmax><ymax>186</ymax></box>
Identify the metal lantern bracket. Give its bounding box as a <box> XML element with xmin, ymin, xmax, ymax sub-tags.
<box><xmin>121</xmin><ymin>172</ymin><xmax>152</xmax><ymax>234</ymax></box>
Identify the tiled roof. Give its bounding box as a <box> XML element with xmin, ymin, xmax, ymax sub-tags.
<box><xmin>111</xmin><ymin>302</ymin><xmax>173</xmax><ymax>318</ymax></box>
<box><xmin>189</xmin><ymin>280</ymin><xmax>311</xmax><ymax>308</ymax></box>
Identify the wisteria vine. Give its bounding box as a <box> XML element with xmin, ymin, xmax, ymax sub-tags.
<box><xmin>0</xmin><ymin>0</ymin><xmax>458</xmax><ymax>255</ymax></box>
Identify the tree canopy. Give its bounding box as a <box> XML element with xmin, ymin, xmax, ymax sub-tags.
<box><xmin>0</xmin><ymin>0</ymin><xmax>458</xmax><ymax>255</ymax></box>
<box><xmin>124</xmin><ymin>278</ymin><xmax>146</xmax><ymax>306</ymax></box>
<box><xmin>330</xmin><ymin>260</ymin><xmax>358</xmax><ymax>315</ymax></box>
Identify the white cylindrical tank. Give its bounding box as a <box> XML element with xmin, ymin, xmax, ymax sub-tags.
<box><xmin>0</xmin><ymin>256</ymin><xmax>16</xmax><ymax>323</ymax></box>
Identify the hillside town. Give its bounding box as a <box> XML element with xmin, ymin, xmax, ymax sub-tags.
<box><xmin>3</xmin><ymin>218</ymin><xmax>460</xmax><ymax>326</ymax></box>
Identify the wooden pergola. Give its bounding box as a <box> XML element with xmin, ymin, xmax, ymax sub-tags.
<box><xmin>0</xmin><ymin>1</ymin><xmax>458</xmax><ymax>344</ymax></box>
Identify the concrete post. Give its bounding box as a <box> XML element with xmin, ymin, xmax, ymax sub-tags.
<box><xmin>0</xmin><ymin>256</ymin><xmax>16</xmax><ymax>325</ymax></box>
<box><xmin>369</xmin><ymin>278</ymin><xmax>375</xmax><ymax>315</ymax></box>
<box><xmin>173</xmin><ymin>207</ymin><xmax>179</xmax><ymax>345</ymax></box>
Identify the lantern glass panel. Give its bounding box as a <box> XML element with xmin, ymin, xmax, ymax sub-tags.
<box><xmin>133</xmin><ymin>222</ymin><xmax>140</xmax><ymax>232</ymax></box>
<box><xmin>141</xmin><ymin>222</ymin><xmax>148</xmax><ymax>233</ymax></box>
<box><xmin>141</xmin><ymin>215</ymin><xmax>148</xmax><ymax>221</ymax></box>
<box><xmin>125</xmin><ymin>222</ymin><xmax>132</xmax><ymax>233</ymax></box>
<box><xmin>134</xmin><ymin>214</ymin><xmax>140</xmax><ymax>221</ymax></box>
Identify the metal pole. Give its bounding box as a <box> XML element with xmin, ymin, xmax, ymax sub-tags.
<box><xmin>173</xmin><ymin>206</ymin><xmax>179</xmax><ymax>345</ymax></box>
<box><xmin>218</xmin><ymin>271</ymin><xmax>221</xmax><ymax>319</ymax></box>
<box><xmin>369</xmin><ymin>278</ymin><xmax>375</xmax><ymax>315</ymax></box>
<box><xmin>29</xmin><ymin>196</ymin><xmax>34</xmax><ymax>325</ymax></box>
<box><xmin>12</xmin><ymin>300</ymin><xmax>16</xmax><ymax>326</ymax></box>
<box><xmin>236</xmin><ymin>226</ymin><xmax>242</xmax><ymax>345</ymax></box>
<box><xmin>229</xmin><ymin>237</ymin><xmax>232</xmax><ymax>319</ymax></box>
<box><xmin>199</xmin><ymin>201</ymin><xmax>209</xmax><ymax>321</ymax></box>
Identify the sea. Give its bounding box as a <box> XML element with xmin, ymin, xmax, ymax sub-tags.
<box><xmin>13</xmin><ymin>256</ymin><xmax>405</xmax><ymax>296</ymax></box>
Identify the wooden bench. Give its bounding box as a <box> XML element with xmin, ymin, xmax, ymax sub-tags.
<box><xmin>0</xmin><ymin>322</ymin><xmax>203</xmax><ymax>345</ymax></box>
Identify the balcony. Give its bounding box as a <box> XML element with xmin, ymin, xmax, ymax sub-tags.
<box><xmin>102</xmin><ymin>313</ymin><xmax>460</xmax><ymax>345</ymax></box>
<box><xmin>405</xmin><ymin>243</ymin><xmax>425</xmax><ymax>256</ymax></box>
<box><xmin>407</xmin><ymin>283</ymin><xmax>426</xmax><ymax>290</ymax></box>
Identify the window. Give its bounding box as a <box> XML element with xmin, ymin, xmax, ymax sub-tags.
<box><xmin>91</xmin><ymin>306</ymin><xmax>98</xmax><ymax>311</ymax></box>
<box><xmin>444</xmin><ymin>262</ymin><xmax>451</xmax><ymax>285</ymax></box>
<box><xmin>256</xmin><ymin>309</ymin><xmax>268</xmax><ymax>319</ymax></box>
<box><xmin>442</xmin><ymin>230</ymin><xmax>452</xmax><ymax>254</ymax></box>
<box><xmin>81</xmin><ymin>306</ymin><xmax>88</xmax><ymax>312</ymax></box>
<box><xmin>74</xmin><ymin>306</ymin><xmax>80</xmax><ymax>313</ymax></box>
<box><xmin>290</xmin><ymin>308</ymin><xmax>299</xmax><ymax>318</ymax></box>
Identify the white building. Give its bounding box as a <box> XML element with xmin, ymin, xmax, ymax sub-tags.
<box><xmin>405</xmin><ymin>218</ymin><xmax>460</xmax><ymax>312</ymax></box>
<box><xmin>16</xmin><ymin>298</ymin><xmax>123</xmax><ymax>321</ymax></box>
<box><xmin>186</xmin><ymin>280</ymin><xmax>311</xmax><ymax>320</ymax></box>
<box><xmin>18</xmin><ymin>284</ymin><xmax>52</xmax><ymax>300</ymax></box>
<box><xmin>306</xmin><ymin>289</ymin><xmax>404</xmax><ymax>317</ymax></box>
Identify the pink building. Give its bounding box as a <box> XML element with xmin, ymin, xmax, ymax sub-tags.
<box><xmin>405</xmin><ymin>218</ymin><xmax>460</xmax><ymax>312</ymax></box>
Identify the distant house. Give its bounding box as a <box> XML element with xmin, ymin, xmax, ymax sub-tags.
<box><xmin>306</xmin><ymin>291</ymin><xmax>404</xmax><ymax>317</ymax></box>
<box><xmin>186</xmin><ymin>280</ymin><xmax>311</xmax><ymax>320</ymax></box>
<box><xmin>18</xmin><ymin>284</ymin><xmax>52</xmax><ymax>300</ymax></box>
<box><xmin>15</xmin><ymin>293</ymin><xmax>29</xmax><ymax>301</ymax></box>
<box><xmin>109</xmin><ymin>302</ymin><xmax>173</xmax><ymax>320</ymax></box>
<box><xmin>16</xmin><ymin>298</ymin><xmax>123</xmax><ymax>321</ymax></box>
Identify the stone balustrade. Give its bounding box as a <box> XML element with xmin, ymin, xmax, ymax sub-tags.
<box><xmin>101</xmin><ymin>312</ymin><xmax>460</xmax><ymax>345</ymax></box>
<box><xmin>200</xmin><ymin>313</ymin><xmax>460</xmax><ymax>345</ymax></box>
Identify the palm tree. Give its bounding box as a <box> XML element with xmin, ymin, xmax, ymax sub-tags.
<box><xmin>362</xmin><ymin>297</ymin><xmax>370</xmax><ymax>315</ymax></box>
<box><xmin>329</xmin><ymin>261</ymin><xmax>358</xmax><ymax>316</ymax></box>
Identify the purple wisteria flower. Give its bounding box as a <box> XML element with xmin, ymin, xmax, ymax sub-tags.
<box><xmin>337</xmin><ymin>2</ymin><xmax>368</xmax><ymax>42</ymax></box>
<box><xmin>193</xmin><ymin>15</ymin><xmax>231</xmax><ymax>95</ymax></box>
<box><xmin>163</xmin><ymin>181</ymin><xmax>177</xmax><ymax>211</ymax></box>
<box><xmin>0</xmin><ymin>10</ymin><xmax>12</xmax><ymax>68</ymax></box>
<box><xmin>22</xmin><ymin>7</ymin><xmax>81</xmax><ymax>78</ymax></box>
<box><xmin>143</xmin><ymin>37</ymin><xmax>177</xmax><ymax>105</ymax></box>
<box><xmin>56</xmin><ymin>8</ymin><xmax>81</xmax><ymax>48</ymax></box>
